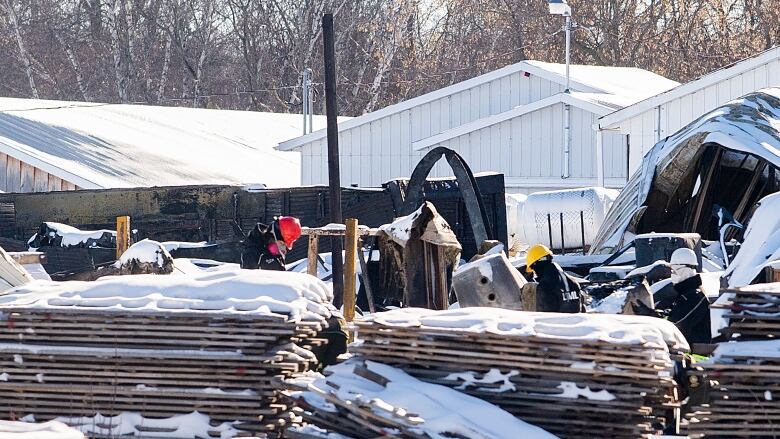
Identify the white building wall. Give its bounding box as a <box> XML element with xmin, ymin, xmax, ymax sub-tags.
<box><xmin>299</xmin><ymin>72</ymin><xmax>568</xmax><ymax>187</ymax></box>
<box><xmin>620</xmin><ymin>56</ymin><xmax>780</xmax><ymax>172</ymax></box>
<box><xmin>411</xmin><ymin>104</ymin><xmax>628</xmax><ymax>195</ymax></box>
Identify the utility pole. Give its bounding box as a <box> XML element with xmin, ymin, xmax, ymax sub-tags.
<box><xmin>322</xmin><ymin>13</ymin><xmax>344</xmax><ymax>307</ymax></box>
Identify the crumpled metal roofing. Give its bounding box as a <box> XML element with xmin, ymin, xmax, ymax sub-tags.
<box><xmin>591</xmin><ymin>88</ymin><xmax>780</xmax><ymax>253</ymax></box>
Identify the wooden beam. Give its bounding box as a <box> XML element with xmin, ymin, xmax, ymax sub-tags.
<box><xmin>343</xmin><ymin>218</ymin><xmax>358</xmax><ymax>326</ymax></box>
<box><xmin>307</xmin><ymin>235</ymin><xmax>319</xmax><ymax>277</ymax></box>
<box><xmin>116</xmin><ymin>216</ymin><xmax>130</xmax><ymax>259</ymax></box>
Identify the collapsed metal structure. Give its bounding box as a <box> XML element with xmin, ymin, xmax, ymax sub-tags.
<box><xmin>591</xmin><ymin>88</ymin><xmax>780</xmax><ymax>253</ymax></box>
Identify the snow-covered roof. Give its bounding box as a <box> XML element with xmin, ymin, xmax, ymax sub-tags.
<box><xmin>277</xmin><ymin>60</ymin><xmax>678</xmax><ymax>151</ymax></box>
<box><xmin>523</xmin><ymin>60</ymin><xmax>680</xmax><ymax>102</ymax></box>
<box><xmin>0</xmin><ymin>98</ymin><xmax>337</xmax><ymax>189</ymax></box>
<box><xmin>599</xmin><ymin>46</ymin><xmax>780</xmax><ymax>128</ymax></box>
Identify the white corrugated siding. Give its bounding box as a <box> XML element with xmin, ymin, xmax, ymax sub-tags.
<box><xmin>300</xmin><ymin>72</ymin><xmax>567</xmax><ymax>186</ymax></box>
<box><xmin>426</xmin><ymin>104</ymin><xmax>626</xmax><ymax>191</ymax></box>
<box><xmin>621</xmin><ymin>57</ymin><xmax>780</xmax><ymax>171</ymax></box>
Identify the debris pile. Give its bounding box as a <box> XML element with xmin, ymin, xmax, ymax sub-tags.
<box><xmin>686</xmin><ymin>282</ymin><xmax>780</xmax><ymax>437</ymax></box>
<box><xmin>352</xmin><ymin>308</ymin><xmax>689</xmax><ymax>439</ymax></box>
<box><xmin>284</xmin><ymin>358</ymin><xmax>558</xmax><ymax>439</ymax></box>
<box><xmin>0</xmin><ymin>270</ymin><xmax>338</xmax><ymax>438</ymax></box>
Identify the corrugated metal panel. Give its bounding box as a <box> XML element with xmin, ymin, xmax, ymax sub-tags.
<box><xmin>434</xmin><ymin>102</ymin><xmax>613</xmax><ymax>187</ymax></box>
<box><xmin>302</xmin><ymin>71</ymin><xmax>566</xmax><ymax>188</ymax></box>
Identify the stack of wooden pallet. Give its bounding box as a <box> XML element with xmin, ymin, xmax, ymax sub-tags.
<box><xmin>0</xmin><ymin>270</ymin><xmax>336</xmax><ymax>438</ymax></box>
<box><xmin>686</xmin><ymin>283</ymin><xmax>780</xmax><ymax>437</ymax></box>
<box><xmin>283</xmin><ymin>358</ymin><xmax>558</xmax><ymax>439</ymax></box>
<box><xmin>352</xmin><ymin>308</ymin><xmax>689</xmax><ymax>439</ymax></box>
<box><xmin>714</xmin><ymin>283</ymin><xmax>780</xmax><ymax>340</ymax></box>
<box><xmin>686</xmin><ymin>339</ymin><xmax>780</xmax><ymax>438</ymax></box>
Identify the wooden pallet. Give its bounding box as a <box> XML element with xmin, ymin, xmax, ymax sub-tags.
<box><xmin>350</xmin><ymin>318</ymin><xmax>684</xmax><ymax>439</ymax></box>
<box><xmin>686</xmin><ymin>283</ymin><xmax>780</xmax><ymax>437</ymax></box>
<box><xmin>0</xmin><ymin>305</ymin><xmax>329</xmax><ymax>438</ymax></box>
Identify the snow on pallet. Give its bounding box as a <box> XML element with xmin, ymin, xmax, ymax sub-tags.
<box><xmin>283</xmin><ymin>358</ymin><xmax>558</xmax><ymax>439</ymax></box>
<box><xmin>0</xmin><ymin>270</ymin><xmax>338</xmax><ymax>438</ymax></box>
<box><xmin>686</xmin><ymin>282</ymin><xmax>780</xmax><ymax>437</ymax></box>
<box><xmin>0</xmin><ymin>419</ymin><xmax>85</xmax><ymax>439</ymax></box>
<box><xmin>351</xmin><ymin>308</ymin><xmax>689</xmax><ymax>439</ymax></box>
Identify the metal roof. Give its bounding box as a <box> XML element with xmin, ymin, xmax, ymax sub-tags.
<box><xmin>0</xmin><ymin>98</ymin><xmax>333</xmax><ymax>189</ymax></box>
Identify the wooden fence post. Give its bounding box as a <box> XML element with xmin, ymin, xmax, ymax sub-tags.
<box><xmin>116</xmin><ymin>216</ymin><xmax>130</xmax><ymax>259</ymax></box>
<box><xmin>343</xmin><ymin>219</ymin><xmax>358</xmax><ymax>326</ymax></box>
<box><xmin>307</xmin><ymin>235</ymin><xmax>319</xmax><ymax>276</ymax></box>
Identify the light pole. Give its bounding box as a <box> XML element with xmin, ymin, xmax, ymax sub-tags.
<box><xmin>549</xmin><ymin>0</ymin><xmax>572</xmax><ymax>93</ymax></box>
<box><xmin>549</xmin><ymin>0</ymin><xmax>572</xmax><ymax>178</ymax></box>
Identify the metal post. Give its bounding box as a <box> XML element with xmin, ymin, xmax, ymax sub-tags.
<box><xmin>563</xmin><ymin>103</ymin><xmax>571</xmax><ymax>178</ymax></box>
<box><xmin>301</xmin><ymin>69</ymin><xmax>310</xmax><ymax>135</ymax></box>
<box><xmin>306</xmin><ymin>68</ymin><xmax>313</xmax><ymax>132</ymax></box>
<box><xmin>559</xmin><ymin>212</ymin><xmax>565</xmax><ymax>254</ymax></box>
<box><xmin>322</xmin><ymin>13</ymin><xmax>344</xmax><ymax>307</ymax></box>
<box><xmin>564</xmin><ymin>14</ymin><xmax>571</xmax><ymax>93</ymax></box>
<box><xmin>562</xmin><ymin>11</ymin><xmax>572</xmax><ymax>178</ymax></box>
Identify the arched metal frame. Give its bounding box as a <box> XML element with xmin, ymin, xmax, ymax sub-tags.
<box><xmin>401</xmin><ymin>147</ymin><xmax>493</xmax><ymax>246</ymax></box>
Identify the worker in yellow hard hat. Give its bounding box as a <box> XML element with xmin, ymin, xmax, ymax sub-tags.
<box><xmin>526</xmin><ymin>244</ymin><xmax>584</xmax><ymax>313</ymax></box>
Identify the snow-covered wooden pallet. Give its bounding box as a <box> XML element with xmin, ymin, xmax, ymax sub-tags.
<box><xmin>716</xmin><ymin>286</ymin><xmax>780</xmax><ymax>340</ymax></box>
<box><xmin>0</xmin><ymin>270</ymin><xmax>338</xmax><ymax>438</ymax></box>
<box><xmin>351</xmin><ymin>308</ymin><xmax>688</xmax><ymax>439</ymax></box>
<box><xmin>686</xmin><ymin>283</ymin><xmax>780</xmax><ymax>437</ymax></box>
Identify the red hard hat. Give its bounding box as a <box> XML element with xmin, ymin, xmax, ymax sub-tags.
<box><xmin>277</xmin><ymin>216</ymin><xmax>302</xmax><ymax>249</ymax></box>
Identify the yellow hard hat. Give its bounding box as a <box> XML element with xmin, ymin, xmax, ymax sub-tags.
<box><xmin>526</xmin><ymin>244</ymin><xmax>553</xmax><ymax>273</ymax></box>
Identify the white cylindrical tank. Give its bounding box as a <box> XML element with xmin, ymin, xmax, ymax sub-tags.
<box><xmin>507</xmin><ymin>187</ymin><xmax>618</xmax><ymax>252</ymax></box>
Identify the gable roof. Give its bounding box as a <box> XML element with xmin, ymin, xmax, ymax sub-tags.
<box><xmin>599</xmin><ymin>46</ymin><xmax>780</xmax><ymax>129</ymax></box>
<box><xmin>0</xmin><ymin>98</ymin><xmax>335</xmax><ymax>189</ymax></box>
<box><xmin>412</xmin><ymin>92</ymin><xmax>616</xmax><ymax>151</ymax></box>
<box><xmin>277</xmin><ymin>60</ymin><xmax>679</xmax><ymax>151</ymax></box>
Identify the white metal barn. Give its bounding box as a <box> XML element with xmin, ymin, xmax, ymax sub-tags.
<box><xmin>597</xmin><ymin>46</ymin><xmax>780</xmax><ymax>174</ymax></box>
<box><xmin>0</xmin><ymin>98</ymin><xmax>331</xmax><ymax>193</ymax></box>
<box><xmin>277</xmin><ymin>60</ymin><xmax>678</xmax><ymax>194</ymax></box>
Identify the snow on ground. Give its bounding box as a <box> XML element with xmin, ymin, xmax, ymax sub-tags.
<box><xmin>56</xmin><ymin>411</ymin><xmax>237</xmax><ymax>439</ymax></box>
<box><xmin>0</xmin><ymin>270</ymin><xmax>334</xmax><ymax>322</ymax></box>
<box><xmin>172</xmin><ymin>258</ymin><xmax>241</xmax><ymax>275</ymax></box>
<box><xmin>0</xmin><ymin>420</ymin><xmax>84</xmax><ymax>439</ymax></box>
<box><xmin>289</xmin><ymin>359</ymin><xmax>559</xmax><ymax>439</ymax></box>
<box><xmin>361</xmin><ymin>308</ymin><xmax>689</xmax><ymax>352</ymax></box>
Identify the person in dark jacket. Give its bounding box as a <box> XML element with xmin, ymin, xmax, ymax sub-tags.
<box><xmin>240</xmin><ymin>216</ymin><xmax>348</xmax><ymax>369</ymax></box>
<box><xmin>240</xmin><ymin>216</ymin><xmax>302</xmax><ymax>270</ymax></box>
<box><xmin>655</xmin><ymin>248</ymin><xmax>711</xmax><ymax>345</ymax></box>
<box><xmin>526</xmin><ymin>244</ymin><xmax>585</xmax><ymax>313</ymax></box>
